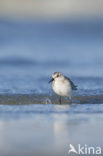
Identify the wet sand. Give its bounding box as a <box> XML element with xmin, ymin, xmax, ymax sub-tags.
<box><xmin>0</xmin><ymin>93</ymin><xmax>103</xmax><ymax>105</ymax></box>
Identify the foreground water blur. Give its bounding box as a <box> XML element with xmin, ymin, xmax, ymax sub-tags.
<box><xmin>0</xmin><ymin>18</ymin><xmax>103</xmax><ymax>156</ymax></box>
<box><xmin>0</xmin><ymin>104</ymin><xmax>103</xmax><ymax>156</ymax></box>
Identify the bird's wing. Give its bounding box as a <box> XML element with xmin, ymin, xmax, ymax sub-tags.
<box><xmin>65</xmin><ymin>76</ymin><xmax>77</xmax><ymax>90</ymax></box>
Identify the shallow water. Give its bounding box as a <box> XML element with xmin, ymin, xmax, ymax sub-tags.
<box><xmin>0</xmin><ymin>18</ymin><xmax>103</xmax><ymax>156</ymax></box>
<box><xmin>0</xmin><ymin>104</ymin><xmax>103</xmax><ymax>156</ymax></box>
<box><xmin>0</xmin><ymin>19</ymin><xmax>103</xmax><ymax>96</ymax></box>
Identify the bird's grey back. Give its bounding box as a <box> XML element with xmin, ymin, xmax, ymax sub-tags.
<box><xmin>65</xmin><ymin>76</ymin><xmax>77</xmax><ymax>90</ymax></box>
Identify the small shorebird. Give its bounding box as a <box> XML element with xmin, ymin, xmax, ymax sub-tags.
<box><xmin>49</xmin><ymin>72</ymin><xmax>77</xmax><ymax>104</ymax></box>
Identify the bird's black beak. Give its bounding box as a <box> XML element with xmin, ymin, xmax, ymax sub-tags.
<box><xmin>49</xmin><ymin>78</ymin><xmax>54</xmax><ymax>83</ymax></box>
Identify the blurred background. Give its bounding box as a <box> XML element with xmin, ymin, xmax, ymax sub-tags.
<box><xmin>0</xmin><ymin>0</ymin><xmax>103</xmax><ymax>94</ymax></box>
<box><xmin>0</xmin><ymin>1</ymin><xmax>103</xmax><ymax>156</ymax></box>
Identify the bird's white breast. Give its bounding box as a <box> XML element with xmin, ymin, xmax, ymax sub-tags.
<box><xmin>52</xmin><ymin>77</ymin><xmax>71</xmax><ymax>97</ymax></box>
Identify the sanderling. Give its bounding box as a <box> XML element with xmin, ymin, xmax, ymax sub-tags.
<box><xmin>49</xmin><ymin>72</ymin><xmax>77</xmax><ymax>104</ymax></box>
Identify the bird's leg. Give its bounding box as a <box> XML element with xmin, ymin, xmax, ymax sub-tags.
<box><xmin>68</xmin><ymin>96</ymin><xmax>72</xmax><ymax>104</ymax></box>
<box><xmin>69</xmin><ymin>99</ymin><xmax>72</xmax><ymax>104</ymax></box>
<box><xmin>59</xmin><ymin>96</ymin><xmax>62</xmax><ymax>104</ymax></box>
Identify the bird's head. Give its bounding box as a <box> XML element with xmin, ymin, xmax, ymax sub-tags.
<box><xmin>49</xmin><ymin>72</ymin><xmax>62</xmax><ymax>83</ymax></box>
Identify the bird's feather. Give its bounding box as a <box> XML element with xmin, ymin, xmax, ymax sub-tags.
<box><xmin>65</xmin><ymin>76</ymin><xmax>77</xmax><ymax>90</ymax></box>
